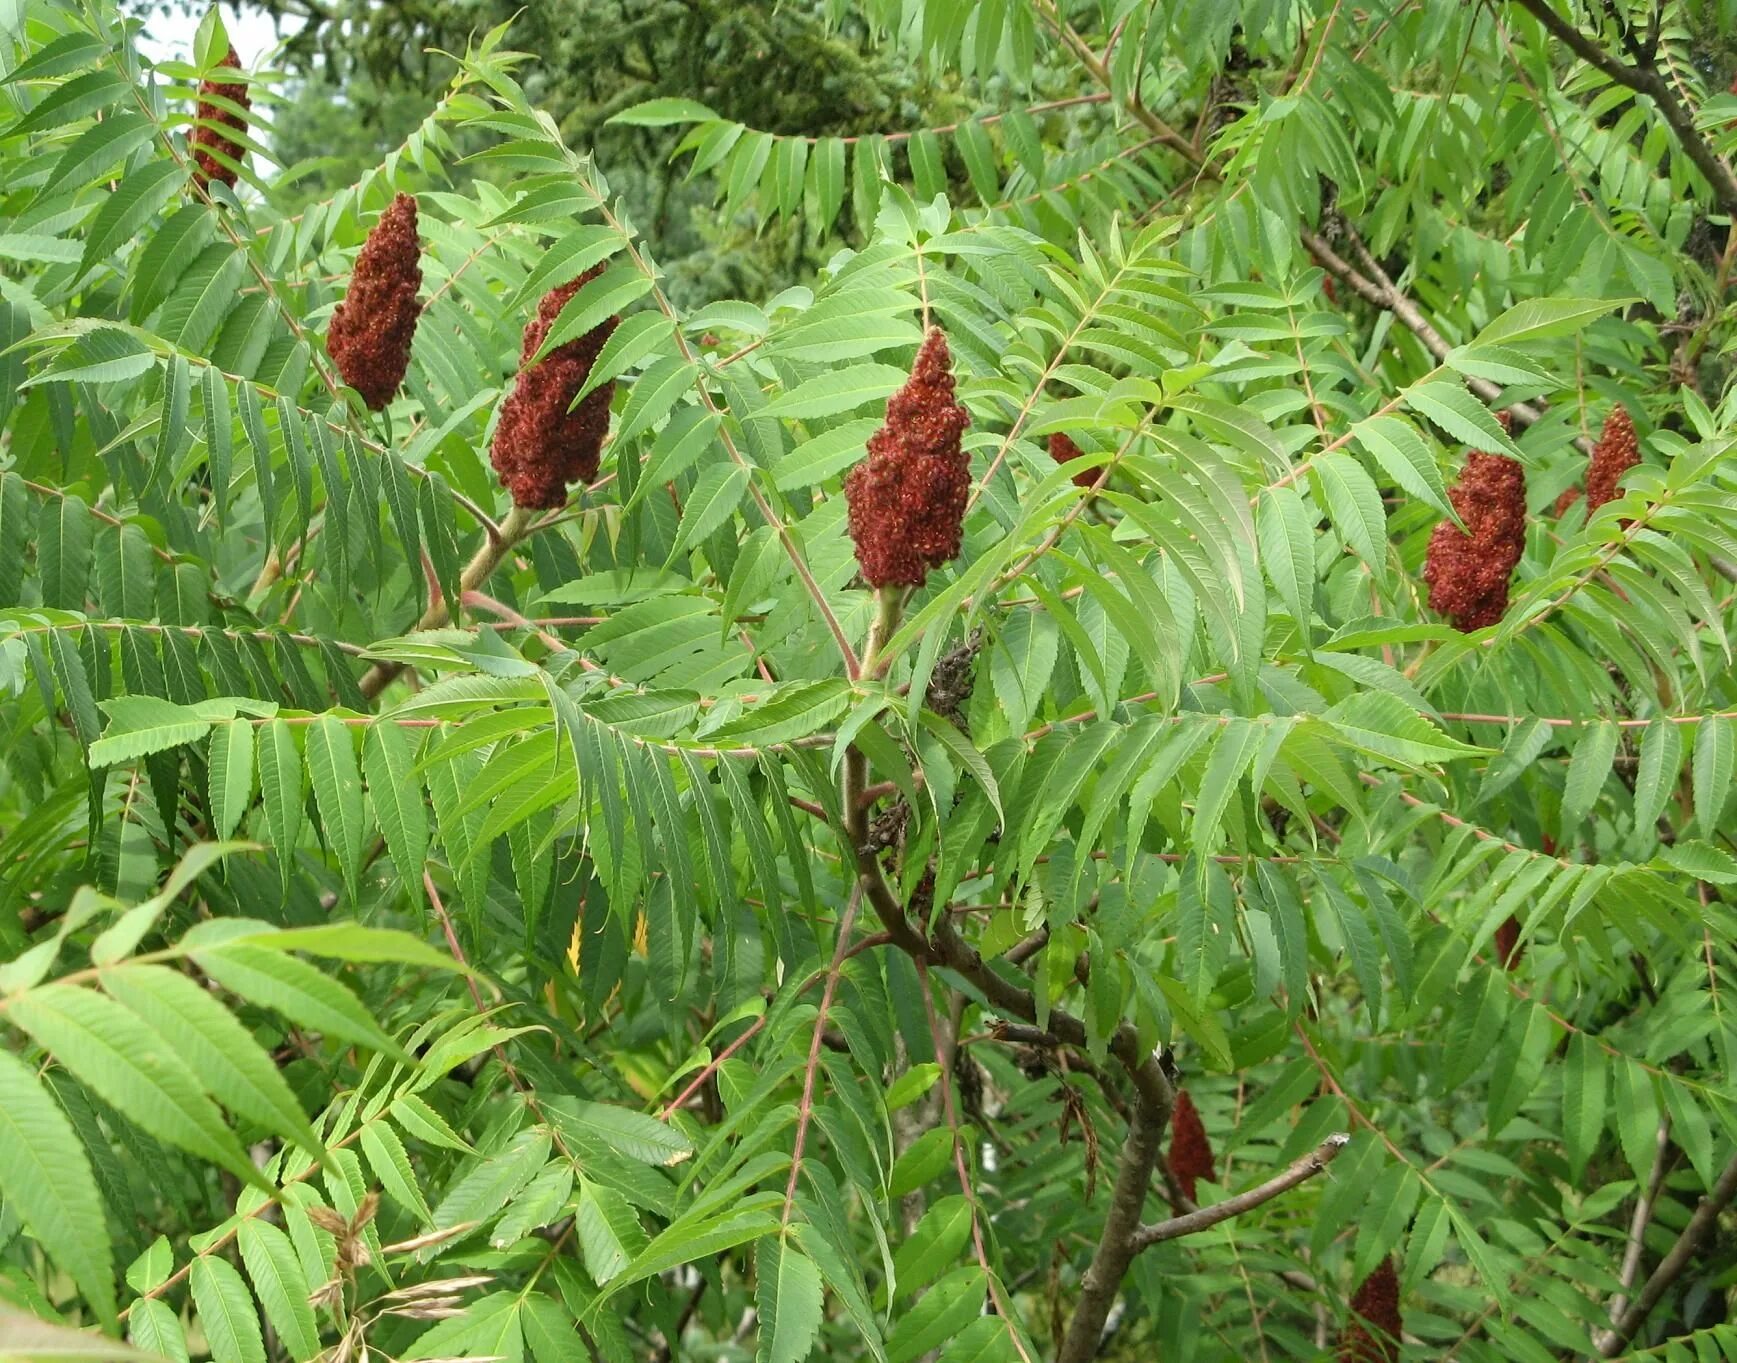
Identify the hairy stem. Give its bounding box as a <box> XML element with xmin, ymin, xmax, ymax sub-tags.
<box><xmin>358</xmin><ymin>504</ymin><xmax>535</xmax><ymax>699</ymax></box>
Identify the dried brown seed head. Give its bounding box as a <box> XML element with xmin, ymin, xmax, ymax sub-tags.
<box><xmin>1339</xmin><ymin>1258</ymin><xmax>1403</xmax><ymax>1363</ymax></box>
<box><xmin>1494</xmin><ymin>915</ymin><xmax>1523</xmax><ymax>970</ymax></box>
<box><xmin>1048</xmin><ymin>433</ymin><xmax>1097</xmax><ymax>490</ymax></box>
<box><xmin>1586</xmin><ymin>404</ymin><xmax>1638</xmax><ymax>512</ymax></box>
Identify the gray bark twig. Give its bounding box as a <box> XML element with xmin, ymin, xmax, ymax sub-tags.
<box><xmin>1596</xmin><ymin>1151</ymin><xmax>1737</xmax><ymax>1356</ymax></box>
<box><xmin>1597</xmin><ymin>1117</ymin><xmax>1672</xmax><ymax>1347</ymax></box>
<box><xmin>1132</xmin><ymin>1133</ymin><xmax>1350</xmax><ymax>1250</ymax></box>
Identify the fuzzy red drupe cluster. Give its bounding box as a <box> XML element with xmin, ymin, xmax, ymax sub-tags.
<box><xmin>191</xmin><ymin>49</ymin><xmax>250</xmax><ymax>192</ymax></box>
<box><xmin>1494</xmin><ymin>915</ymin><xmax>1523</xmax><ymax>970</ymax></box>
<box><xmin>1339</xmin><ymin>1258</ymin><xmax>1403</xmax><ymax>1363</ymax></box>
<box><xmin>1048</xmin><ymin>433</ymin><xmax>1097</xmax><ymax>489</ymax></box>
<box><xmin>490</xmin><ymin>266</ymin><xmax>620</xmax><ymax>509</ymax></box>
<box><xmin>844</xmin><ymin>327</ymin><xmax>971</xmax><ymax>587</ymax></box>
<box><xmin>327</xmin><ymin>194</ymin><xmax>422</xmax><ymax>411</ymax></box>
<box><xmin>1586</xmin><ymin>403</ymin><xmax>1639</xmax><ymax>513</ymax></box>
<box><xmin>1423</xmin><ymin>416</ymin><xmax>1527</xmax><ymax>632</ymax></box>
<box><xmin>1166</xmin><ymin>1089</ymin><xmax>1215</xmax><ymax>1203</ymax></box>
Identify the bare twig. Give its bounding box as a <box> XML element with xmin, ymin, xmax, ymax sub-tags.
<box><xmin>1302</xmin><ymin>224</ymin><xmax>1591</xmax><ymax>449</ymax></box>
<box><xmin>1596</xmin><ymin>1150</ymin><xmax>1737</xmax><ymax>1356</ymax></box>
<box><xmin>1596</xmin><ymin>1118</ymin><xmax>1672</xmax><ymax>1348</ymax></box>
<box><xmin>1132</xmin><ymin>1134</ymin><xmax>1350</xmax><ymax>1250</ymax></box>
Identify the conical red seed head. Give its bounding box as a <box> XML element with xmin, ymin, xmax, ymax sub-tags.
<box><xmin>844</xmin><ymin>326</ymin><xmax>971</xmax><ymax>588</ymax></box>
<box><xmin>490</xmin><ymin>265</ymin><xmax>621</xmax><ymax>509</ymax></box>
<box><xmin>191</xmin><ymin>48</ymin><xmax>250</xmax><ymax>191</ymax></box>
<box><xmin>1166</xmin><ymin>1090</ymin><xmax>1215</xmax><ymax>1203</ymax></box>
<box><xmin>1048</xmin><ymin>433</ymin><xmax>1096</xmax><ymax>489</ymax></box>
<box><xmin>1423</xmin><ymin>448</ymin><xmax>1526</xmax><ymax>632</ymax></box>
<box><xmin>1494</xmin><ymin>915</ymin><xmax>1523</xmax><ymax>970</ymax></box>
<box><xmin>327</xmin><ymin>193</ymin><xmax>423</xmax><ymax>410</ymax></box>
<box><xmin>1339</xmin><ymin>1258</ymin><xmax>1403</xmax><ymax>1363</ymax></box>
<box><xmin>1586</xmin><ymin>404</ymin><xmax>1638</xmax><ymax>512</ymax></box>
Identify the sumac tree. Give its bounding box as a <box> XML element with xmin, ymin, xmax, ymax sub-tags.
<box><xmin>3</xmin><ymin>2</ymin><xmax>1737</xmax><ymax>1361</ymax></box>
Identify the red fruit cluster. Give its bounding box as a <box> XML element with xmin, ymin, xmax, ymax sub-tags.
<box><xmin>327</xmin><ymin>194</ymin><xmax>422</xmax><ymax>411</ymax></box>
<box><xmin>1423</xmin><ymin>431</ymin><xmax>1527</xmax><ymax>632</ymax></box>
<box><xmin>1166</xmin><ymin>1090</ymin><xmax>1215</xmax><ymax>1203</ymax></box>
<box><xmin>1494</xmin><ymin>915</ymin><xmax>1523</xmax><ymax>970</ymax></box>
<box><xmin>1553</xmin><ymin>486</ymin><xmax>1582</xmax><ymax>517</ymax></box>
<box><xmin>1339</xmin><ymin>1258</ymin><xmax>1403</xmax><ymax>1363</ymax></box>
<box><xmin>191</xmin><ymin>49</ymin><xmax>250</xmax><ymax>192</ymax></box>
<box><xmin>844</xmin><ymin>327</ymin><xmax>971</xmax><ymax>588</ymax></box>
<box><xmin>490</xmin><ymin>266</ymin><xmax>620</xmax><ymax>509</ymax></box>
<box><xmin>1048</xmin><ymin>433</ymin><xmax>1097</xmax><ymax>490</ymax></box>
<box><xmin>1586</xmin><ymin>404</ymin><xmax>1638</xmax><ymax>513</ymax></box>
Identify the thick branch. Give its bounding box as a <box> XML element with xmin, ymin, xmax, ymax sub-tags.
<box><xmin>1596</xmin><ymin>1150</ymin><xmax>1737</xmax><ymax>1356</ymax></box>
<box><xmin>1056</xmin><ymin>1091</ymin><xmax>1166</xmax><ymax>1363</ymax></box>
<box><xmin>358</xmin><ymin>504</ymin><xmax>535</xmax><ymax>699</ymax></box>
<box><xmin>926</xmin><ymin>916</ymin><xmax>1174</xmax><ymax>1116</ymax></box>
<box><xmin>1508</xmin><ymin>0</ymin><xmax>1737</xmax><ymax>220</ymax></box>
<box><xmin>1132</xmin><ymin>1133</ymin><xmax>1350</xmax><ymax>1250</ymax></box>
